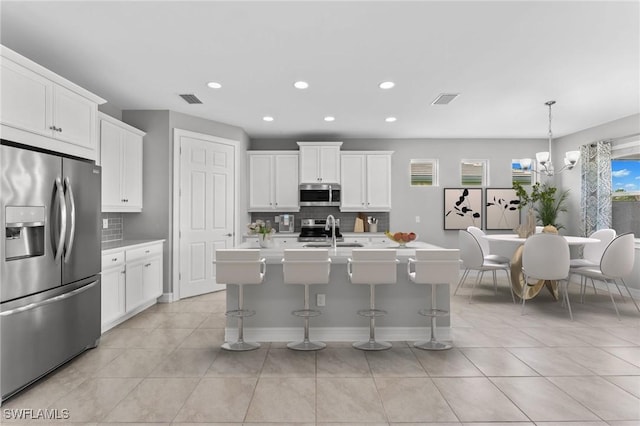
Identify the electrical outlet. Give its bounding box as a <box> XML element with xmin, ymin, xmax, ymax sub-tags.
<box><xmin>102</xmin><ymin>218</ymin><xmax>109</xmax><ymax>229</ymax></box>
<box><xmin>316</xmin><ymin>294</ymin><xmax>326</xmax><ymax>307</ymax></box>
<box><xmin>415</xmin><ymin>216</ymin><xmax>421</xmax><ymax>223</ymax></box>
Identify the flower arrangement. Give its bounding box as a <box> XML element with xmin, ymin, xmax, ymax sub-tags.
<box><xmin>247</xmin><ymin>220</ymin><xmax>274</xmax><ymax>236</ymax></box>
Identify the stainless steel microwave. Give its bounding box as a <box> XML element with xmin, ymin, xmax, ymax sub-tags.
<box><xmin>299</xmin><ymin>184</ymin><xmax>341</xmax><ymax>207</ymax></box>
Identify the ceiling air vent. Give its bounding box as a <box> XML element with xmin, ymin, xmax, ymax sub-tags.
<box><xmin>431</xmin><ymin>93</ymin><xmax>459</xmax><ymax>105</ymax></box>
<box><xmin>179</xmin><ymin>94</ymin><xmax>203</xmax><ymax>104</ymax></box>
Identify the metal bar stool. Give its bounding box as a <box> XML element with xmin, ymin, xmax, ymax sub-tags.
<box><xmin>407</xmin><ymin>249</ymin><xmax>459</xmax><ymax>350</ymax></box>
<box><xmin>282</xmin><ymin>249</ymin><xmax>331</xmax><ymax>351</ymax></box>
<box><xmin>214</xmin><ymin>249</ymin><xmax>266</xmax><ymax>351</ymax></box>
<box><xmin>347</xmin><ymin>249</ymin><xmax>398</xmax><ymax>351</ymax></box>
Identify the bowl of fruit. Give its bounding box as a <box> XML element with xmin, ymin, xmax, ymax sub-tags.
<box><xmin>385</xmin><ymin>231</ymin><xmax>417</xmax><ymax>247</ymax></box>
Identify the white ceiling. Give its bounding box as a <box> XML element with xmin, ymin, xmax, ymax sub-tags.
<box><xmin>1</xmin><ymin>1</ymin><xmax>638</xmax><ymax>140</ymax></box>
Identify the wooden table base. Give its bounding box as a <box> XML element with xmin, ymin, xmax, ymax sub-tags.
<box><xmin>510</xmin><ymin>245</ymin><xmax>559</xmax><ymax>301</ymax></box>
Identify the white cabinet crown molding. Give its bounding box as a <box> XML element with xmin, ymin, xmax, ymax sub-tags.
<box><xmin>98</xmin><ymin>112</ymin><xmax>146</xmax><ymax>136</ymax></box>
<box><xmin>1</xmin><ymin>45</ymin><xmax>106</xmax><ymax>105</ymax></box>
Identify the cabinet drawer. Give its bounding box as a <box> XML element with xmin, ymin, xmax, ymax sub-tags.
<box><xmin>126</xmin><ymin>243</ymin><xmax>163</xmax><ymax>262</ymax></box>
<box><xmin>101</xmin><ymin>251</ymin><xmax>125</xmax><ymax>269</ymax></box>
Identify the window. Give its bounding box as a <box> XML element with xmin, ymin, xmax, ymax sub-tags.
<box><xmin>511</xmin><ymin>159</ymin><xmax>533</xmax><ymax>186</ymax></box>
<box><xmin>410</xmin><ymin>159</ymin><xmax>438</xmax><ymax>186</ymax></box>
<box><xmin>611</xmin><ymin>138</ymin><xmax>640</xmax><ymax>237</ymax></box>
<box><xmin>460</xmin><ymin>159</ymin><xmax>487</xmax><ymax>186</ymax></box>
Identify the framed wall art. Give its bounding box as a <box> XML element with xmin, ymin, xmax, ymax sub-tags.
<box><xmin>443</xmin><ymin>188</ymin><xmax>482</xmax><ymax>230</ymax></box>
<box><xmin>485</xmin><ymin>188</ymin><xmax>521</xmax><ymax>230</ymax></box>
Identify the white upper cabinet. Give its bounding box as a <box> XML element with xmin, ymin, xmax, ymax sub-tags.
<box><xmin>248</xmin><ymin>151</ymin><xmax>299</xmax><ymax>211</ymax></box>
<box><xmin>0</xmin><ymin>45</ymin><xmax>105</xmax><ymax>160</ymax></box>
<box><xmin>340</xmin><ymin>152</ymin><xmax>393</xmax><ymax>212</ymax></box>
<box><xmin>297</xmin><ymin>142</ymin><xmax>342</xmax><ymax>183</ymax></box>
<box><xmin>99</xmin><ymin>113</ymin><xmax>145</xmax><ymax>212</ymax></box>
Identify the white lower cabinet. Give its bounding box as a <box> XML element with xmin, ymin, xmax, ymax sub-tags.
<box><xmin>101</xmin><ymin>251</ymin><xmax>126</xmax><ymax>326</ymax></box>
<box><xmin>101</xmin><ymin>241</ymin><xmax>164</xmax><ymax>331</ymax></box>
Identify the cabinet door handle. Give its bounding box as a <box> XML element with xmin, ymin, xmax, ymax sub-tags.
<box><xmin>112</xmin><ymin>258</ymin><xmax>118</xmax><ymax>262</ymax></box>
<box><xmin>144</xmin><ymin>263</ymin><xmax>151</xmax><ymax>267</ymax></box>
<box><xmin>49</xmin><ymin>125</ymin><xmax>56</xmax><ymax>131</ymax></box>
<box><xmin>121</xmin><ymin>271</ymin><xmax>126</xmax><ymax>275</ymax></box>
<box><xmin>224</xmin><ymin>233</ymin><xmax>233</xmax><ymax>237</ymax></box>
<box><xmin>145</xmin><ymin>250</ymin><xmax>150</xmax><ymax>253</ymax></box>
<box><xmin>57</xmin><ymin>127</ymin><xmax>62</xmax><ymax>132</ymax></box>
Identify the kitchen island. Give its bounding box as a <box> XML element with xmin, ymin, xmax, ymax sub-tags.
<box><xmin>224</xmin><ymin>241</ymin><xmax>456</xmax><ymax>343</ymax></box>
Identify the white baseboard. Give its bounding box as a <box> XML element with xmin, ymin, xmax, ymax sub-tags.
<box><xmin>101</xmin><ymin>299</ymin><xmax>157</xmax><ymax>333</ymax></box>
<box><xmin>225</xmin><ymin>326</ymin><xmax>451</xmax><ymax>343</ymax></box>
<box><xmin>157</xmin><ymin>292</ymin><xmax>174</xmax><ymax>303</ymax></box>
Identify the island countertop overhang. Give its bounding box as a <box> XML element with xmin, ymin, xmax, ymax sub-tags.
<box><xmin>235</xmin><ymin>241</ymin><xmax>447</xmax><ymax>264</ymax></box>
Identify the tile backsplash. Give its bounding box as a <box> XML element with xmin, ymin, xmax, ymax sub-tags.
<box><xmin>250</xmin><ymin>207</ymin><xmax>389</xmax><ymax>233</ymax></box>
<box><xmin>101</xmin><ymin>213</ymin><xmax>123</xmax><ymax>242</ymax></box>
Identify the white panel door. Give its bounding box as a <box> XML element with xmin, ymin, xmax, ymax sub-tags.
<box><xmin>0</xmin><ymin>58</ymin><xmax>52</xmax><ymax>136</ymax></box>
<box><xmin>319</xmin><ymin>145</ymin><xmax>340</xmax><ymax>183</ymax></box>
<box><xmin>340</xmin><ymin>154</ymin><xmax>366</xmax><ymax>210</ymax></box>
<box><xmin>121</xmin><ymin>131</ymin><xmax>143</xmax><ymax>209</ymax></box>
<box><xmin>248</xmin><ymin>154</ymin><xmax>273</xmax><ymax>210</ymax></box>
<box><xmin>299</xmin><ymin>145</ymin><xmax>319</xmax><ymax>183</ymax></box>
<box><xmin>366</xmin><ymin>154</ymin><xmax>392</xmax><ymax>210</ymax></box>
<box><xmin>100</xmin><ymin>120</ymin><xmax>123</xmax><ymax>208</ymax></box>
<box><xmin>274</xmin><ymin>154</ymin><xmax>299</xmax><ymax>210</ymax></box>
<box><xmin>179</xmin><ymin>133</ymin><xmax>234</xmax><ymax>298</ymax></box>
<box><xmin>53</xmin><ymin>85</ymin><xmax>95</xmax><ymax>149</ymax></box>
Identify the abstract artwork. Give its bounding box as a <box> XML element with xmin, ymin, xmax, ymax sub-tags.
<box><xmin>485</xmin><ymin>188</ymin><xmax>521</xmax><ymax>230</ymax></box>
<box><xmin>444</xmin><ymin>188</ymin><xmax>482</xmax><ymax>230</ymax></box>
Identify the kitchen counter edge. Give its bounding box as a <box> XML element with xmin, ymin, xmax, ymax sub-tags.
<box><xmin>102</xmin><ymin>239</ymin><xmax>166</xmax><ymax>254</ymax></box>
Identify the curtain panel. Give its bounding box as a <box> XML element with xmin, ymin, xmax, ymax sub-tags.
<box><xmin>580</xmin><ymin>140</ymin><xmax>612</xmax><ymax>237</ymax></box>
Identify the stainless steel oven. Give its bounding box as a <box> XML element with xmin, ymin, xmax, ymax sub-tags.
<box><xmin>299</xmin><ymin>184</ymin><xmax>341</xmax><ymax>207</ymax></box>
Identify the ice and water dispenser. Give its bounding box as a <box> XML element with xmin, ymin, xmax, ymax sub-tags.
<box><xmin>5</xmin><ymin>206</ymin><xmax>45</xmax><ymax>261</ymax></box>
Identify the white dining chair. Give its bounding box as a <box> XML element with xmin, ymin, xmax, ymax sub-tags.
<box><xmin>569</xmin><ymin>228</ymin><xmax>616</xmax><ymax>301</ymax></box>
<box><xmin>214</xmin><ymin>249</ymin><xmax>266</xmax><ymax>351</ymax></box>
<box><xmin>466</xmin><ymin>226</ymin><xmax>511</xmax><ymax>264</ymax></box>
<box><xmin>521</xmin><ymin>233</ymin><xmax>570</xmax><ymax>315</ymax></box>
<box><xmin>407</xmin><ymin>249</ymin><xmax>459</xmax><ymax>350</ymax></box>
<box><xmin>568</xmin><ymin>233</ymin><xmax>638</xmax><ymax>320</ymax></box>
<box><xmin>456</xmin><ymin>230</ymin><xmax>514</xmax><ymax>303</ymax></box>
<box><xmin>282</xmin><ymin>249</ymin><xmax>331</xmax><ymax>351</ymax></box>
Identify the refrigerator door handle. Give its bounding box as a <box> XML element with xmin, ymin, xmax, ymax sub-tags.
<box><xmin>53</xmin><ymin>177</ymin><xmax>67</xmax><ymax>262</ymax></box>
<box><xmin>63</xmin><ymin>176</ymin><xmax>76</xmax><ymax>263</ymax></box>
<box><xmin>0</xmin><ymin>280</ymin><xmax>99</xmax><ymax>317</ymax></box>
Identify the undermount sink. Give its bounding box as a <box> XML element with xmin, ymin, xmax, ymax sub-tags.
<box><xmin>303</xmin><ymin>242</ymin><xmax>364</xmax><ymax>248</ymax></box>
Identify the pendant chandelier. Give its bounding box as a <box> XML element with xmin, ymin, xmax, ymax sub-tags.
<box><xmin>519</xmin><ymin>100</ymin><xmax>580</xmax><ymax>176</ymax></box>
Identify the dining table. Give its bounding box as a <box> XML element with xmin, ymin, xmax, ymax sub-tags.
<box><xmin>482</xmin><ymin>234</ymin><xmax>600</xmax><ymax>300</ymax></box>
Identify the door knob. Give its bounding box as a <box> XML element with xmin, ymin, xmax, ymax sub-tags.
<box><xmin>224</xmin><ymin>233</ymin><xmax>233</xmax><ymax>237</ymax></box>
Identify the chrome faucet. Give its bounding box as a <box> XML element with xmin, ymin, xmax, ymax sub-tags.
<box><xmin>325</xmin><ymin>214</ymin><xmax>337</xmax><ymax>249</ymax></box>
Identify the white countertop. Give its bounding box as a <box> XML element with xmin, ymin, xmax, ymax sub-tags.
<box><xmin>236</xmin><ymin>240</ymin><xmax>445</xmax><ymax>264</ymax></box>
<box><xmin>102</xmin><ymin>239</ymin><xmax>165</xmax><ymax>254</ymax></box>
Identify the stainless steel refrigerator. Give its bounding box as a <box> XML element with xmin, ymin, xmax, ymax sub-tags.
<box><xmin>0</xmin><ymin>141</ymin><xmax>101</xmax><ymax>402</ymax></box>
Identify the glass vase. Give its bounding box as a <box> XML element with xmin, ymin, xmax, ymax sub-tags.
<box><xmin>258</xmin><ymin>233</ymin><xmax>273</xmax><ymax>248</ymax></box>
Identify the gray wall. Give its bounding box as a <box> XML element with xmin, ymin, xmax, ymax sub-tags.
<box><xmin>251</xmin><ymin>138</ymin><xmax>546</xmax><ymax>251</ymax></box>
<box><xmin>556</xmin><ymin>113</ymin><xmax>640</xmax><ymax>289</ymax></box>
<box><xmin>121</xmin><ymin>110</ymin><xmax>249</xmax><ymax>296</ymax></box>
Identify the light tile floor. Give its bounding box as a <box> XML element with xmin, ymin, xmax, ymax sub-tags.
<box><xmin>2</xmin><ymin>277</ymin><xmax>640</xmax><ymax>425</ymax></box>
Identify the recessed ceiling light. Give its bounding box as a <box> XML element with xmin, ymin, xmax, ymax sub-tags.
<box><xmin>294</xmin><ymin>81</ymin><xmax>309</xmax><ymax>89</ymax></box>
<box><xmin>379</xmin><ymin>81</ymin><xmax>395</xmax><ymax>89</ymax></box>
<box><xmin>263</xmin><ymin>116</ymin><xmax>274</xmax><ymax>122</ymax></box>
<box><xmin>385</xmin><ymin>117</ymin><xmax>397</xmax><ymax>122</ymax></box>
<box><xmin>207</xmin><ymin>81</ymin><xmax>222</xmax><ymax>89</ymax></box>
<box><xmin>324</xmin><ymin>116</ymin><xmax>335</xmax><ymax>122</ymax></box>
